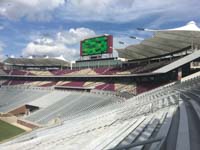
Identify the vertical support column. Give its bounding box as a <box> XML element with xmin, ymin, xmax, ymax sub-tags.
<box><xmin>177</xmin><ymin>68</ymin><xmax>182</xmax><ymax>81</ymax></box>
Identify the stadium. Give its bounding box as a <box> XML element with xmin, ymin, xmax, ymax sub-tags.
<box><xmin>0</xmin><ymin>21</ymin><xmax>200</xmax><ymax>150</ymax></box>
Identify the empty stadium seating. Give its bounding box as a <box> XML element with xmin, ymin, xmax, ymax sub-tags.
<box><xmin>50</xmin><ymin>69</ymin><xmax>76</xmax><ymax>75</ymax></box>
<box><xmin>1</xmin><ymin>71</ymin><xmax>200</xmax><ymax>149</ymax></box>
<box><xmin>1</xmin><ymin>21</ymin><xmax>200</xmax><ymax>150</ymax></box>
<box><xmin>10</xmin><ymin>70</ymin><xmax>27</xmax><ymax>75</ymax></box>
<box><xmin>0</xmin><ymin>58</ymin><xmax>179</xmax><ymax>78</ymax></box>
<box><xmin>0</xmin><ymin>87</ymin><xmax>52</xmax><ymax>113</ymax></box>
<box><xmin>0</xmin><ymin>86</ymin><xmax>120</xmax><ymax>125</ymax></box>
<box><xmin>0</xmin><ymin>79</ymin><xmax>139</xmax><ymax>94</ymax></box>
<box><xmin>95</xmin><ymin>83</ymin><xmax>114</xmax><ymax>91</ymax></box>
<box><xmin>62</xmin><ymin>81</ymin><xmax>85</xmax><ymax>87</ymax></box>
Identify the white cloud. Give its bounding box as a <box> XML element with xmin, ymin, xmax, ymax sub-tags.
<box><xmin>58</xmin><ymin>0</ymin><xmax>199</xmax><ymax>24</ymax></box>
<box><xmin>0</xmin><ymin>0</ymin><xmax>65</xmax><ymax>21</ymax></box>
<box><xmin>0</xmin><ymin>0</ymin><xmax>199</xmax><ymax>25</ymax></box>
<box><xmin>22</xmin><ymin>27</ymin><xmax>96</xmax><ymax>61</ymax></box>
<box><xmin>56</xmin><ymin>28</ymin><xmax>96</xmax><ymax>45</ymax></box>
<box><xmin>22</xmin><ymin>38</ymin><xmax>78</xmax><ymax>61</ymax></box>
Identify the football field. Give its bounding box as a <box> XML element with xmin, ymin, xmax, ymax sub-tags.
<box><xmin>0</xmin><ymin>120</ymin><xmax>25</xmax><ymax>142</ymax></box>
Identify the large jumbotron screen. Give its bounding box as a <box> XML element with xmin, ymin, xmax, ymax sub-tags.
<box><xmin>80</xmin><ymin>35</ymin><xmax>113</xmax><ymax>56</ymax></box>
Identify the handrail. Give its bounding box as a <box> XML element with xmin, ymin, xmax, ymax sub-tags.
<box><xmin>108</xmin><ymin>137</ymin><xmax>163</xmax><ymax>150</ymax></box>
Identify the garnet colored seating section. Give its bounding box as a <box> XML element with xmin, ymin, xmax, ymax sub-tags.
<box><xmin>62</xmin><ymin>81</ymin><xmax>85</xmax><ymax>87</ymax></box>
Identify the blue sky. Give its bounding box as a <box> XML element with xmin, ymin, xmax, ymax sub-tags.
<box><xmin>0</xmin><ymin>0</ymin><xmax>200</xmax><ymax>61</ymax></box>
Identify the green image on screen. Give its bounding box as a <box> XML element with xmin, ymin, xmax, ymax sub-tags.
<box><xmin>81</xmin><ymin>36</ymin><xmax>109</xmax><ymax>56</ymax></box>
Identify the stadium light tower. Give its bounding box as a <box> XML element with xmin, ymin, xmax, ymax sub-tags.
<box><xmin>129</xmin><ymin>36</ymin><xmax>144</xmax><ymax>41</ymax></box>
<box><xmin>118</xmin><ymin>41</ymin><xmax>126</xmax><ymax>45</ymax></box>
<box><xmin>137</xmin><ymin>27</ymin><xmax>157</xmax><ymax>32</ymax></box>
<box><xmin>137</xmin><ymin>27</ymin><xmax>145</xmax><ymax>31</ymax></box>
<box><xmin>118</xmin><ymin>41</ymin><xmax>130</xmax><ymax>47</ymax></box>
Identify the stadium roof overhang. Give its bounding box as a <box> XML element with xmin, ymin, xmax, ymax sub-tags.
<box><xmin>3</xmin><ymin>58</ymin><xmax>70</xmax><ymax>67</ymax></box>
<box><xmin>117</xmin><ymin>21</ymin><xmax>200</xmax><ymax>60</ymax></box>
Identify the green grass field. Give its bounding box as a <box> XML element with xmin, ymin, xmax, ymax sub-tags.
<box><xmin>0</xmin><ymin>120</ymin><xmax>25</xmax><ymax>142</ymax></box>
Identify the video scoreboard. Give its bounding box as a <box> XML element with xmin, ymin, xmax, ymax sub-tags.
<box><xmin>80</xmin><ymin>35</ymin><xmax>113</xmax><ymax>56</ymax></box>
